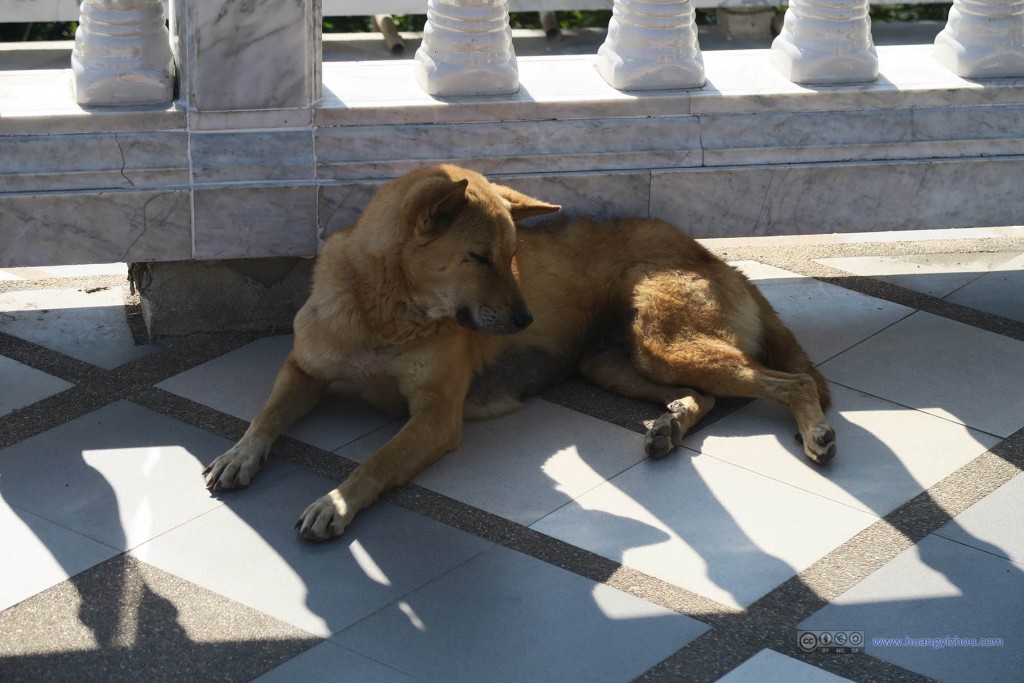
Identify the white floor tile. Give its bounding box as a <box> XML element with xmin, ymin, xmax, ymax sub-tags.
<box><xmin>335</xmin><ymin>547</ymin><xmax>708</xmax><ymax>683</ymax></box>
<box><xmin>814</xmin><ymin>252</ymin><xmax>1019</xmax><ymax>299</ymax></box>
<box><xmin>335</xmin><ymin>398</ymin><xmax>649</xmax><ymax>525</ymax></box>
<box><xmin>157</xmin><ymin>335</ymin><xmax>394</xmax><ymax>451</ymax></box>
<box><xmin>530</xmin><ymin>453</ymin><xmax>877</xmax><ymax>608</ymax></box>
<box><xmin>820</xmin><ymin>311</ymin><xmax>1024</xmax><ymax>437</ymax></box>
<box><xmin>0</xmin><ymin>356</ymin><xmax>73</xmax><ymax>416</ymax></box>
<box><xmin>935</xmin><ymin>473</ymin><xmax>1024</xmax><ymax>566</ymax></box>
<box><xmin>0</xmin><ymin>401</ymin><xmax>235</xmax><ymax>550</ymax></box>
<box><xmin>733</xmin><ymin>261</ymin><xmax>913</xmax><ymax>364</ymax></box>
<box><xmin>0</xmin><ymin>502</ymin><xmax>118</xmax><ymax>611</ymax></box>
<box><xmin>716</xmin><ymin>649</ymin><xmax>853</xmax><ymax>683</ymax></box>
<box><xmin>254</xmin><ymin>642</ymin><xmax>417</xmax><ymax>683</ymax></box>
<box><xmin>801</xmin><ymin>534</ymin><xmax>1024</xmax><ymax>683</ymax></box>
<box><xmin>0</xmin><ymin>286</ymin><xmax>153</xmax><ymax>369</ymax></box>
<box><xmin>687</xmin><ymin>384</ymin><xmax>999</xmax><ymax>516</ymax></box>
<box><xmin>945</xmin><ymin>256</ymin><xmax>1024</xmax><ymax>323</ymax></box>
<box><xmin>132</xmin><ymin>466</ymin><xmax>493</xmax><ymax>638</ymax></box>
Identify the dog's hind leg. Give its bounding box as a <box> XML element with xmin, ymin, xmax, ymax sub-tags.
<box><xmin>632</xmin><ymin>337</ymin><xmax>835</xmax><ymax>464</ymax></box>
<box><xmin>579</xmin><ymin>347</ymin><xmax>716</xmax><ymax>458</ymax></box>
<box><xmin>204</xmin><ymin>353</ymin><xmax>329</xmax><ymax>490</ymax></box>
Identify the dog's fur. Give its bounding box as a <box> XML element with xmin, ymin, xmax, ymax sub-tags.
<box><xmin>204</xmin><ymin>165</ymin><xmax>835</xmax><ymax>541</ymax></box>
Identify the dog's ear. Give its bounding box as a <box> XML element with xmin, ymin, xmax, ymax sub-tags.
<box><xmin>404</xmin><ymin>177</ymin><xmax>469</xmax><ymax>240</ymax></box>
<box><xmin>491</xmin><ymin>183</ymin><xmax>561</xmax><ymax>222</ymax></box>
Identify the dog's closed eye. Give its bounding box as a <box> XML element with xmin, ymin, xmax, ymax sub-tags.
<box><xmin>468</xmin><ymin>252</ymin><xmax>493</xmax><ymax>266</ymax></box>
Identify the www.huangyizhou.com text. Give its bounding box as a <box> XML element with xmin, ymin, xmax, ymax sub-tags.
<box><xmin>872</xmin><ymin>635</ymin><xmax>1005</xmax><ymax>649</ymax></box>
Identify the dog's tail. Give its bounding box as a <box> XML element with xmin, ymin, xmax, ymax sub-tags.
<box><xmin>756</xmin><ymin>294</ymin><xmax>831</xmax><ymax>411</ymax></box>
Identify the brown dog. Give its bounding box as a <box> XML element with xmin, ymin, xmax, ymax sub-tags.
<box><xmin>203</xmin><ymin>164</ymin><xmax>835</xmax><ymax>541</ymax></box>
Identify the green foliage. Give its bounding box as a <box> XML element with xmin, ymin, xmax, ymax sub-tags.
<box><xmin>0</xmin><ymin>22</ymin><xmax>78</xmax><ymax>42</ymax></box>
<box><xmin>870</xmin><ymin>3</ymin><xmax>950</xmax><ymax>22</ymax></box>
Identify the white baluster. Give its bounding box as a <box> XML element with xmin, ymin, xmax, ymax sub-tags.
<box><xmin>72</xmin><ymin>0</ymin><xmax>175</xmax><ymax>107</ymax></box>
<box><xmin>596</xmin><ymin>0</ymin><xmax>705</xmax><ymax>90</ymax></box>
<box><xmin>414</xmin><ymin>0</ymin><xmax>519</xmax><ymax>96</ymax></box>
<box><xmin>771</xmin><ymin>0</ymin><xmax>878</xmax><ymax>84</ymax></box>
<box><xmin>934</xmin><ymin>0</ymin><xmax>1024</xmax><ymax>78</ymax></box>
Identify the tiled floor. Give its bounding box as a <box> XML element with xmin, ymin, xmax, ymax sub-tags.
<box><xmin>2</xmin><ymin>229</ymin><xmax>1023</xmax><ymax>682</ymax></box>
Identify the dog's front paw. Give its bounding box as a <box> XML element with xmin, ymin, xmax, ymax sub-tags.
<box><xmin>203</xmin><ymin>442</ymin><xmax>265</xmax><ymax>491</ymax></box>
<box><xmin>296</xmin><ymin>492</ymin><xmax>354</xmax><ymax>542</ymax></box>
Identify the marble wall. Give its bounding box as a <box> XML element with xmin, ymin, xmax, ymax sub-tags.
<box><xmin>2</xmin><ymin>40</ymin><xmax>1024</xmax><ymax>267</ymax></box>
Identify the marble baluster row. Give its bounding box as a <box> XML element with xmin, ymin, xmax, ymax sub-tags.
<box><xmin>70</xmin><ymin>0</ymin><xmax>1024</xmax><ymax>105</ymax></box>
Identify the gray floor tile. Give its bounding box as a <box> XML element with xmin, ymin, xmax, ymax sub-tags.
<box><xmin>254</xmin><ymin>642</ymin><xmax>417</xmax><ymax>683</ymax></box>
<box><xmin>0</xmin><ymin>401</ymin><xmax>236</xmax><ymax>550</ymax></box>
<box><xmin>530</xmin><ymin>452</ymin><xmax>877</xmax><ymax>608</ymax></box>
<box><xmin>335</xmin><ymin>546</ymin><xmax>708</xmax><ymax>683</ymax></box>
<box><xmin>800</xmin><ymin>534</ymin><xmax>1024</xmax><ymax>683</ymax></box>
<box><xmin>0</xmin><ymin>355</ymin><xmax>73</xmax><ymax>416</ymax></box>
<box><xmin>814</xmin><ymin>252</ymin><xmax>1020</xmax><ymax>299</ymax></box>
<box><xmin>687</xmin><ymin>384</ymin><xmax>999</xmax><ymax>516</ymax></box>
<box><xmin>820</xmin><ymin>311</ymin><xmax>1024</xmax><ymax>437</ymax></box>
<box><xmin>156</xmin><ymin>335</ymin><xmax>394</xmax><ymax>451</ymax></box>
<box><xmin>0</xmin><ymin>555</ymin><xmax>320</xmax><ymax>682</ymax></box>
<box><xmin>716</xmin><ymin>649</ymin><xmax>853</xmax><ymax>682</ymax></box>
<box><xmin>945</xmin><ymin>256</ymin><xmax>1024</xmax><ymax>323</ymax></box>
<box><xmin>935</xmin><ymin>473</ymin><xmax>1024</xmax><ymax>565</ymax></box>
<box><xmin>0</xmin><ymin>502</ymin><xmax>117</xmax><ymax>611</ymax></box>
<box><xmin>132</xmin><ymin>466</ymin><xmax>493</xmax><ymax>637</ymax></box>
<box><xmin>0</xmin><ymin>287</ymin><xmax>153</xmax><ymax>369</ymax></box>
<box><xmin>734</xmin><ymin>261</ymin><xmax>913</xmax><ymax>364</ymax></box>
<box><xmin>335</xmin><ymin>398</ymin><xmax>649</xmax><ymax>525</ymax></box>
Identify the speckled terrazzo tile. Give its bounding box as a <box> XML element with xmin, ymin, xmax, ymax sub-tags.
<box><xmin>0</xmin><ymin>555</ymin><xmax>320</xmax><ymax>682</ymax></box>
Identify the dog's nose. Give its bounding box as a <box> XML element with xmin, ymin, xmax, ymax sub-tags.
<box><xmin>513</xmin><ymin>309</ymin><xmax>533</xmax><ymax>329</ymax></box>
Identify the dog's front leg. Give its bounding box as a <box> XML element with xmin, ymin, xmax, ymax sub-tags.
<box><xmin>296</xmin><ymin>357</ymin><xmax>469</xmax><ymax>541</ymax></box>
<box><xmin>204</xmin><ymin>354</ymin><xmax>329</xmax><ymax>490</ymax></box>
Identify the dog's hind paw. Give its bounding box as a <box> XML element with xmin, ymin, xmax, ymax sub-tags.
<box><xmin>296</xmin><ymin>492</ymin><xmax>354</xmax><ymax>542</ymax></box>
<box><xmin>645</xmin><ymin>412</ymin><xmax>684</xmax><ymax>459</ymax></box>
<box><xmin>796</xmin><ymin>421</ymin><xmax>836</xmax><ymax>465</ymax></box>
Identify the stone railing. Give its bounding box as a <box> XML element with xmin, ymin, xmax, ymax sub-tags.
<box><xmin>1</xmin><ymin>0</ymin><xmax>1023</xmax><ymax>334</ymax></box>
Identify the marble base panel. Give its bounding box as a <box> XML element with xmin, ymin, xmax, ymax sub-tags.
<box><xmin>193</xmin><ymin>185</ymin><xmax>319</xmax><ymax>261</ymax></box>
<box><xmin>315</xmin><ymin>116</ymin><xmax>702</xmax><ymax>181</ymax></box>
<box><xmin>650</xmin><ymin>157</ymin><xmax>1024</xmax><ymax>238</ymax></box>
<box><xmin>0</xmin><ymin>190</ymin><xmax>191</xmax><ymax>268</ymax></box>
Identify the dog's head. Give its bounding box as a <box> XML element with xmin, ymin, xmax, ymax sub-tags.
<box><xmin>396</xmin><ymin>167</ymin><xmax>560</xmax><ymax>335</ymax></box>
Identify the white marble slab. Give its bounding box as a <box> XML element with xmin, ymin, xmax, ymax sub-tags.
<box><xmin>0</xmin><ymin>189</ymin><xmax>191</xmax><ymax>267</ymax></box>
<box><xmin>0</xmin><ymin>131</ymin><xmax>189</xmax><ymax>192</ymax></box>
<box><xmin>650</xmin><ymin>157</ymin><xmax>1024</xmax><ymax>238</ymax></box>
<box><xmin>192</xmin><ymin>185</ymin><xmax>318</xmax><ymax>260</ymax></box>
<box><xmin>315</xmin><ymin>116</ymin><xmax>701</xmax><ymax>181</ymax></box>
<box><xmin>190</xmin><ymin>130</ymin><xmax>315</xmax><ymax>184</ymax></box>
